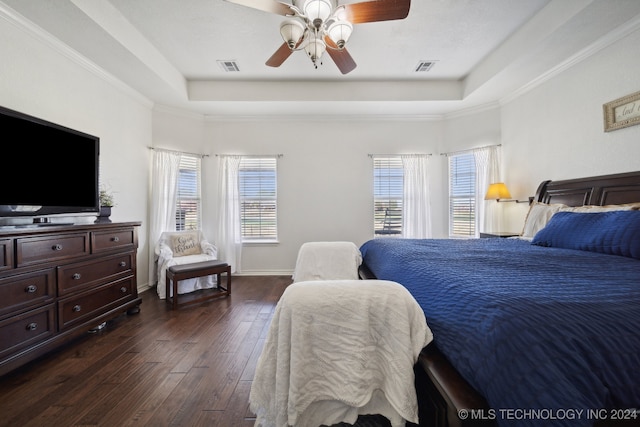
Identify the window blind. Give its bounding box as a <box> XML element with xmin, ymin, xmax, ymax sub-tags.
<box><xmin>449</xmin><ymin>153</ymin><xmax>476</xmax><ymax>237</ymax></box>
<box><xmin>175</xmin><ymin>155</ymin><xmax>201</xmax><ymax>231</ymax></box>
<box><xmin>239</xmin><ymin>157</ymin><xmax>277</xmax><ymax>241</ymax></box>
<box><xmin>373</xmin><ymin>157</ymin><xmax>403</xmax><ymax>236</ymax></box>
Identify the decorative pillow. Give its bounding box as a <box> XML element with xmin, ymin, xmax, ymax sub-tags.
<box><xmin>559</xmin><ymin>203</ymin><xmax>640</xmax><ymax>213</ymax></box>
<box><xmin>521</xmin><ymin>202</ymin><xmax>567</xmax><ymax>238</ymax></box>
<box><xmin>531</xmin><ymin>210</ymin><xmax>640</xmax><ymax>259</ymax></box>
<box><xmin>170</xmin><ymin>232</ymin><xmax>202</xmax><ymax>257</ymax></box>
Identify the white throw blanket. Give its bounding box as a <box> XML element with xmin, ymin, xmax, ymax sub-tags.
<box><xmin>292</xmin><ymin>242</ymin><xmax>362</xmax><ymax>282</ymax></box>
<box><xmin>249</xmin><ymin>280</ymin><xmax>433</xmax><ymax>427</ymax></box>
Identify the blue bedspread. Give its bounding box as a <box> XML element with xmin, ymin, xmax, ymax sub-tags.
<box><xmin>360</xmin><ymin>238</ymin><xmax>640</xmax><ymax>426</ymax></box>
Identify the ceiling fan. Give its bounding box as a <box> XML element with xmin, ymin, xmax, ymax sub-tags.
<box><xmin>223</xmin><ymin>0</ymin><xmax>411</xmax><ymax>74</ymax></box>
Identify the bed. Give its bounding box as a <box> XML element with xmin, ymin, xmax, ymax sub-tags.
<box><xmin>359</xmin><ymin>171</ymin><xmax>640</xmax><ymax>427</ymax></box>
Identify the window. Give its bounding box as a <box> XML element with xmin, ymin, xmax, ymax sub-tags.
<box><xmin>448</xmin><ymin>153</ymin><xmax>476</xmax><ymax>237</ymax></box>
<box><xmin>373</xmin><ymin>156</ymin><xmax>403</xmax><ymax>236</ymax></box>
<box><xmin>239</xmin><ymin>157</ymin><xmax>277</xmax><ymax>242</ymax></box>
<box><xmin>175</xmin><ymin>155</ymin><xmax>201</xmax><ymax>231</ymax></box>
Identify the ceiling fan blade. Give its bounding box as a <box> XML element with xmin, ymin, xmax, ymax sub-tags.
<box><xmin>324</xmin><ymin>36</ymin><xmax>357</xmax><ymax>74</ymax></box>
<box><xmin>223</xmin><ymin>0</ymin><xmax>295</xmax><ymax>16</ymax></box>
<box><xmin>342</xmin><ymin>0</ymin><xmax>411</xmax><ymax>24</ymax></box>
<box><xmin>266</xmin><ymin>42</ymin><xmax>295</xmax><ymax>67</ymax></box>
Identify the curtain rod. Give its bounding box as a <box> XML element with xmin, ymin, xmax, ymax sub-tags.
<box><xmin>148</xmin><ymin>146</ymin><xmax>209</xmax><ymax>158</ymax></box>
<box><xmin>440</xmin><ymin>144</ymin><xmax>501</xmax><ymax>157</ymax></box>
<box><xmin>367</xmin><ymin>153</ymin><xmax>432</xmax><ymax>158</ymax></box>
<box><xmin>215</xmin><ymin>154</ymin><xmax>283</xmax><ymax>158</ymax></box>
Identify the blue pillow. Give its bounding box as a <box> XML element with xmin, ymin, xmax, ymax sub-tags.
<box><xmin>531</xmin><ymin>210</ymin><xmax>640</xmax><ymax>260</ymax></box>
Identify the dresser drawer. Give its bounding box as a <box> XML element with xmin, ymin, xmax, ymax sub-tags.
<box><xmin>57</xmin><ymin>252</ymin><xmax>134</xmax><ymax>296</ymax></box>
<box><xmin>91</xmin><ymin>228</ymin><xmax>137</xmax><ymax>254</ymax></box>
<box><xmin>0</xmin><ymin>269</ymin><xmax>55</xmax><ymax>318</ymax></box>
<box><xmin>0</xmin><ymin>304</ymin><xmax>55</xmax><ymax>359</ymax></box>
<box><xmin>0</xmin><ymin>238</ymin><xmax>13</xmax><ymax>272</ymax></box>
<box><xmin>58</xmin><ymin>276</ymin><xmax>135</xmax><ymax>331</ymax></box>
<box><xmin>16</xmin><ymin>233</ymin><xmax>89</xmax><ymax>267</ymax></box>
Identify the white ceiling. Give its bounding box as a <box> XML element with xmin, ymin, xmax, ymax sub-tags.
<box><xmin>4</xmin><ymin>0</ymin><xmax>640</xmax><ymax>117</ymax></box>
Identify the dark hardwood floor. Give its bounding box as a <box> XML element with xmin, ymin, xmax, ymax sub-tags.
<box><xmin>0</xmin><ymin>275</ymin><xmax>291</xmax><ymax>427</ymax></box>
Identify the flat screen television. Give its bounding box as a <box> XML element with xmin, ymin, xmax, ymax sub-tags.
<box><xmin>0</xmin><ymin>105</ymin><xmax>100</xmax><ymax>224</ymax></box>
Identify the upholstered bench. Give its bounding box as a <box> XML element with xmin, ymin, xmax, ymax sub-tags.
<box><xmin>166</xmin><ymin>260</ymin><xmax>231</xmax><ymax>309</ymax></box>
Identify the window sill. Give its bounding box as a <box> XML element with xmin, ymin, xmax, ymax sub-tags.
<box><xmin>242</xmin><ymin>240</ymin><xmax>280</xmax><ymax>246</ymax></box>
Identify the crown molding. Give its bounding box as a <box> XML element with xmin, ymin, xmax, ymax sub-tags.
<box><xmin>501</xmin><ymin>14</ymin><xmax>640</xmax><ymax>107</ymax></box>
<box><xmin>443</xmin><ymin>101</ymin><xmax>500</xmax><ymax>120</ymax></box>
<box><xmin>203</xmin><ymin>113</ymin><xmax>444</xmax><ymax>123</ymax></box>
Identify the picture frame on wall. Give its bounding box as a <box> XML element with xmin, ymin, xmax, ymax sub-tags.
<box><xmin>603</xmin><ymin>90</ymin><xmax>640</xmax><ymax>132</ymax></box>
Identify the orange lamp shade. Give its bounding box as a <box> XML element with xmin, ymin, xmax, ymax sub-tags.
<box><xmin>485</xmin><ymin>182</ymin><xmax>512</xmax><ymax>200</ymax></box>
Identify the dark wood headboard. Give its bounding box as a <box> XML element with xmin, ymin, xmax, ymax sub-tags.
<box><xmin>533</xmin><ymin>171</ymin><xmax>640</xmax><ymax>207</ymax></box>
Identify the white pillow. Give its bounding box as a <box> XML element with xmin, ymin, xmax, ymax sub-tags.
<box><xmin>521</xmin><ymin>202</ymin><xmax>567</xmax><ymax>238</ymax></box>
<box><xmin>559</xmin><ymin>203</ymin><xmax>640</xmax><ymax>213</ymax></box>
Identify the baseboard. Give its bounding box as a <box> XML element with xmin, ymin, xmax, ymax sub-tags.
<box><xmin>137</xmin><ymin>282</ymin><xmax>153</xmax><ymax>294</ymax></box>
<box><xmin>234</xmin><ymin>270</ymin><xmax>293</xmax><ymax>276</ymax></box>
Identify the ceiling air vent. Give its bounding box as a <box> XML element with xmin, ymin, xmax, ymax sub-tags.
<box><xmin>415</xmin><ymin>61</ymin><xmax>436</xmax><ymax>72</ymax></box>
<box><xmin>218</xmin><ymin>60</ymin><xmax>240</xmax><ymax>72</ymax></box>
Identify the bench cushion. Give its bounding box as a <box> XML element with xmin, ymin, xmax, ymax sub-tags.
<box><xmin>168</xmin><ymin>260</ymin><xmax>228</xmax><ymax>274</ymax></box>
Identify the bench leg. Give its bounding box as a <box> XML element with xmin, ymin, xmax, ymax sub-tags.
<box><xmin>165</xmin><ymin>273</ymin><xmax>179</xmax><ymax>310</ymax></box>
<box><xmin>173</xmin><ymin>276</ymin><xmax>179</xmax><ymax>310</ymax></box>
<box><xmin>217</xmin><ymin>266</ymin><xmax>231</xmax><ymax>294</ymax></box>
<box><xmin>166</xmin><ymin>275</ymin><xmax>171</xmax><ymax>308</ymax></box>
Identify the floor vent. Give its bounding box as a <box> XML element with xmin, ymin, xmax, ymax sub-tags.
<box><xmin>218</xmin><ymin>60</ymin><xmax>240</xmax><ymax>72</ymax></box>
<box><xmin>415</xmin><ymin>61</ymin><xmax>436</xmax><ymax>72</ymax></box>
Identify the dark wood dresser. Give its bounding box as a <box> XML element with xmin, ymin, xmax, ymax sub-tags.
<box><xmin>0</xmin><ymin>222</ymin><xmax>141</xmax><ymax>376</ymax></box>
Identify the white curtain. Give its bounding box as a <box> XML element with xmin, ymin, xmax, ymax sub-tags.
<box><xmin>148</xmin><ymin>149</ymin><xmax>182</xmax><ymax>285</ymax></box>
<box><xmin>401</xmin><ymin>154</ymin><xmax>432</xmax><ymax>238</ymax></box>
<box><xmin>216</xmin><ymin>155</ymin><xmax>243</xmax><ymax>273</ymax></box>
<box><xmin>473</xmin><ymin>145</ymin><xmax>501</xmax><ymax>235</ymax></box>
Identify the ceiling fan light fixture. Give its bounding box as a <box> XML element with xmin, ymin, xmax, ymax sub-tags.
<box><xmin>280</xmin><ymin>20</ymin><xmax>305</xmax><ymax>49</ymax></box>
<box><xmin>327</xmin><ymin>20</ymin><xmax>353</xmax><ymax>49</ymax></box>
<box><xmin>227</xmin><ymin>0</ymin><xmax>412</xmax><ymax>74</ymax></box>
<box><xmin>304</xmin><ymin>38</ymin><xmax>326</xmax><ymax>67</ymax></box>
<box><xmin>302</xmin><ymin>0</ymin><xmax>332</xmax><ymax>27</ymax></box>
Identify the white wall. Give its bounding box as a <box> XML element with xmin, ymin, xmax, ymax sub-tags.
<box><xmin>501</xmin><ymin>26</ymin><xmax>640</xmax><ymax>231</ymax></box>
<box><xmin>205</xmin><ymin>118</ymin><xmax>444</xmax><ymax>274</ymax></box>
<box><xmin>151</xmin><ymin>113</ymin><xmax>445</xmax><ymax>274</ymax></box>
<box><xmin>0</xmin><ymin>15</ymin><xmax>153</xmax><ymax>288</ymax></box>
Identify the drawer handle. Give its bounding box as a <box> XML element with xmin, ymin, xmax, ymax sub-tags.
<box><xmin>119</xmin><ymin>261</ymin><xmax>126</xmax><ymax>267</ymax></box>
<box><xmin>73</xmin><ymin>305</ymin><xmax>82</xmax><ymax>312</ymax></box>
<box><xmin>26</xmin><ymin>322</ymin><xmax>38</xmax><ymax>331</ymax></box>
<box><xmin>52</xmin><ymin>244</ymin><xmax>63</xmax><ymax>251</ymax></box>
<box><xmin>111</xmin><ymin>236</ymin><xmax>120</xmax><ymax>242</ymax></box>
<box><xmin>72</xmin><ymin>273</ymin><xmax>82</xmax><ymax>280</ymax></box>
<box><xmin>120</xmin><ymin>286</ymin><xmax>128</xmax><ymax>293</ymax></box>
<box><xmin>25</xmin><ymin>284</ymin><xmax>38</xmax><ymax>293</ymax></box>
